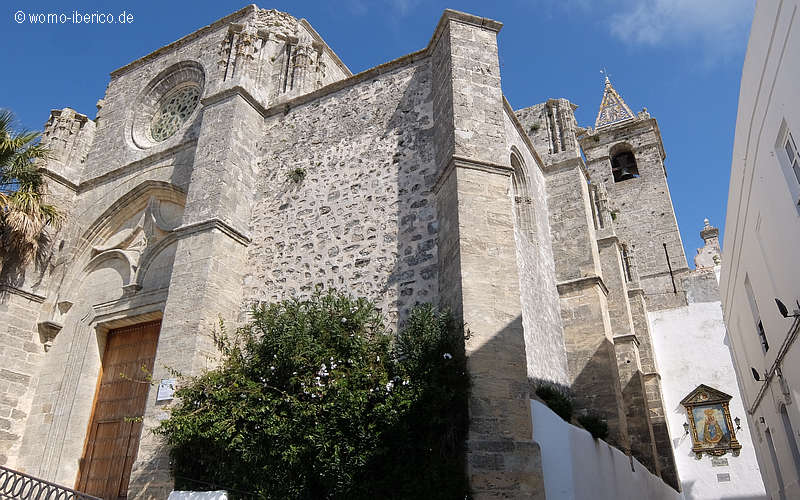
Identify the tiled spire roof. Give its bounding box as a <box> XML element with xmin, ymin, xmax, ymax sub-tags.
<box><xmin>594</xmin><ymin>77</ymin><xmax>636</xmax><ymax>130</ymax></box>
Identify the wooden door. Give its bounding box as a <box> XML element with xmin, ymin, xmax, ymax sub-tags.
<box><xmin>77</xmin><ymin>320</ymin><xmax>161</xmax><ymax>500</ymax></box>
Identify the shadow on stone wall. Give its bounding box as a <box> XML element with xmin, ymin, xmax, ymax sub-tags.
<box><xmin>380</xmin><ymin>62</ymin><xmax>438</xmax><ymax>331</ymax></box>
<box><xmin>621</xmin><ymin>372</ymin><xmax>660</xmax><ymax>474</ymax></box>
<box><xmin>531</xmin><ymin>338</ymin><xmax>680</xmax><ymax>489</ymax></box>
<box><xmin>569</xmin><ymin>339</ymin><xmax>627</xmax><ymax>449</ymax></box>
<box><xmin>0</xmin><ymin>229</ymin><xmax>58</xmax><ymax>291</ymax></box>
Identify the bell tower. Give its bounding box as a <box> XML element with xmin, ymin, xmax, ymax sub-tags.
<box><xmin>579</xmin><ymin>78</ymin><xmax>689</xmax><ymax>311</ymax></box>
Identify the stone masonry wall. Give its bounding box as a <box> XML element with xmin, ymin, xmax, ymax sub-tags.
<box><xmin>0</xmin><ymin>292</ymin><xmax>44</xmax><ymax>466</ymax></box>
<box><xmin>580</xmin><ymin>119</ymin><xmax>689</xmax><ymax>311</ymax></box>
<box><xmin>246</xmin><ymin>59</ymin><xmax>437</xmax><ymax>326</ymax></box>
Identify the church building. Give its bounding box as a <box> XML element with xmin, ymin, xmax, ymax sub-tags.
<box><xmin>0</xmin><ymin>6</ymin><xmax>765</xmax><ymax>499</ymax></box>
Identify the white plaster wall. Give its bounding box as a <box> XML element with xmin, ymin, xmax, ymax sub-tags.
<box><xmin>531</xmin><ymin>399</ymin><xmax>682</xmax><ymax>500</ymax></box>
<box><xmin>721</xmin><ymin>1</ymin><xmax>800</xmax><ymax>499</ymax></box>
<box><xmin>649</xmin><ymin>302</ymin><xmax>767</xmax><ymax>500</ymax></box>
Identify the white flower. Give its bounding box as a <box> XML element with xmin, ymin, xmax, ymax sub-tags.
<box><xmin>443</xmin><ymin>353</ymin><xmax>452</xmax><ymax>360</ymax></box>
<box><xmin>402</xmin><ymin>379</ymin><xmax>409</xmax><ymax>386</ymax></box>
<box><xmin>376</xmin><ymin>355</ymin><xmax>381</xmax><ymax>362</ymax></box>
<box><xmin>385</xmin><ymin>381</ymin><xmax>394</xmax><ymax>392</ymax></box>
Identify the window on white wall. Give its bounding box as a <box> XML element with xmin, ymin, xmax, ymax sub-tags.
<box><xmin>744</xmin><ymin>275</ymin><xmax>770</xmax><ymax>353</ymax></box>
<box><xmin>777</xmin><ymin>120</ymin><xmax>800</xmax><ymax>211</ymax></box>
<box><xmin>783</xmin><ymin>132</ymin><xmax>800</xmax><ymax>184</ymax></box>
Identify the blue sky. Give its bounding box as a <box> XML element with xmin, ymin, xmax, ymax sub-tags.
<box><xmin>4</xmin><ymin>0</ymin><xmax>753</xmax><ymax>266</ymax></box>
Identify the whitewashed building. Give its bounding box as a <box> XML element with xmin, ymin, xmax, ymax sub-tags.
<box><xmin>721</xmin><ymin>1</ymin><xmax>800</xmax><ymax>499</ymax></box>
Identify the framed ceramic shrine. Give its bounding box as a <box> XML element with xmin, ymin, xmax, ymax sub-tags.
<box><xmin>681</xmin><ymin>384</ymin><xmax>742</xmax><ymax>458</ymax></box>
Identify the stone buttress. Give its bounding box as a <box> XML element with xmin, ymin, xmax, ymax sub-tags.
<box><xmin>577</xmin><ymin>78</ymin><xmax>685</xmax><ymax>489</ymax></box>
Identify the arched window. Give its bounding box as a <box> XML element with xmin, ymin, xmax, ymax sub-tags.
<box><xmin>511</xmin><ymin>152</ymin><xmax>535</xmax><ymax>237</ymax></box>
<box><xmin>610</xmin><ymin>144</ymin><xmax>640</xmax><ymax>182</ymax></box>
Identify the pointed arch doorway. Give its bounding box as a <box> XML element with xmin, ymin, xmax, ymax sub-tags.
<box><xmin>76</xmin><ymin>320</ymin><xmax>161</xmax><ymax>499</ymax></box>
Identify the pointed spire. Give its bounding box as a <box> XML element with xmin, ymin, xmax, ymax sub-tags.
<box><xmin>594</xmin><ymin>77</ymin><xmax>635</xmax><ymax>130</ymax></box>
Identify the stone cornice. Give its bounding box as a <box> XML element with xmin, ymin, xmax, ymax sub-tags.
<box><xmin>583</xmin><ymin>142</ymin><xmax>661</xmax><ymax>165</ymax></box>
<box><xmin>580</xmin><ymin>117</ymin><xmax>666</xmax><ymax>164</ymax></box>
<box><xmin>556</xmin><ymin>275</ymin><xmax>609</xmax><ymax>297</ymax></box>
<box><xmin>627</xmin><ymin>285</ymin><xmax>645</xmax><ymax>298</ymax></box>
<box><xmin>201</xmin><ymin>85</ymin><xmax>269</xmax><ymax>117</ymax></box>
<box><xmin>427</xmin><ymin>9</ymin><xmax>503</xmax><ymax>54</ymax></box>
<box><xmin>0</xmin><ymin>284</ymin><xmax>46</xmax><ymax>303</ymax></box>
<box><xmin>613</xmin><ymin>333</ymin><xmax>640</xmax><ymax>346</ymax></box>
<box><xmin>75</xmin><ymin>139</ymin><xmax>198</xmax><ymax>193</ymax></box>
<box><xmin>175</xmin><ymin>218</ymin><xmax>252</xmax><ymax>246</ymax></box>
<box><xmin>640</xmin><ymin>268</ymin><xmax>691</xmax><ymax>281</ymax></box>
<box><xmin>39</xmin><ymin>168</ymin><xmax>79</xmax><ymax>193</ymax></box>
<box><xmin>539</xmin><ymin>155</ymin><xmax>593</xmax><ymax>181</ymax></box>
<box><xmin>596</xmin><ymin>231</ymin><xmax>619</xmax><ymax>246</ymax></box>
<box><xmin>432</xmin><ymin>156</ymin><xmax>513</xmax><ymax>194</ymax></box>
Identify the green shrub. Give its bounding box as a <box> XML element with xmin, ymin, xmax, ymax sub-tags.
<box><xmin>534</xmin><ymin>383</ymin><xmax>573</xmax><ymax>422</ymax></box>
<box><xmin>287</xmin><ymin>167</ymin><xmax>306</xmax><ymax>183</ymax></box>
<box><xmin>155</xmin><ymin>290</ymin><xmax>469</xmax><ymax>499</ymax></box>
<box><xmin>578</xmin><ymin>412</ymin><xmax>609</xmax><ymax>440</ymax></box>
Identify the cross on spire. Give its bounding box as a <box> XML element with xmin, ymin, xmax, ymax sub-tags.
<box><xmin>594</xmin><ymin>77</ymin><xmax>635</xmax><ymax>130</ymax></box>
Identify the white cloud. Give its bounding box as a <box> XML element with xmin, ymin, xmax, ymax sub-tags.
<box><xmin>346</xmin><ymin>0</ymin><xmax>421</xmax><ymax>17</ymax></box>
<box><xmin>389</xmin><ymin>0</ymin><xmax>421</xmax><ymax>17</ymax></box>
<box><xmin>606</xmin><ymin>0</ymin><xmax>754</xmax><ymax>52</ymax></box>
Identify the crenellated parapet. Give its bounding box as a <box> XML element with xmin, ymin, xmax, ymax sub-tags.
<box><xmin>216</xmin><ymin>9</ymin><xmax>348</xmax><ymax>106</ymax></box>
<box><xmin>516</xmin><ymin>98</ymin><xmax>582</xmax><ymax>168</ymax></box>
<box><xmin>40</xmin><ymin>108</ymin><xmax>95</xmax><ymax>189</ymax></box>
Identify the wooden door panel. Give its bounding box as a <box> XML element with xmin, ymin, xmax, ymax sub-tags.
<box><xmin>77</xmin><ymin>321</ymin><xmax>161</xmax><ymax>500</ymax></box>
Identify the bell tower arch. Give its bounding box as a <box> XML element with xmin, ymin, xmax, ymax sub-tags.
<box><xmin>579</xmin><ymin>78</ymin><xmax>689</xmax><ymax>311</ymax></box>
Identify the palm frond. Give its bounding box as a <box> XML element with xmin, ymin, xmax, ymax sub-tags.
<box><xmin>0</xmin><ymin>109</ymin><xmax>61</xmax><ymax>269</ymax></box>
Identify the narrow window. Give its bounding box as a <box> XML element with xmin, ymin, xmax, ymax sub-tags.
<box><xmin>745</xmin><ymin>275</ymin><xmax>769</xmax><ymax>352</ymax></box>
<box><xmin>757</xmin><ymin>320</ymin><xmax>770</xmax><ymax>352</ymax></box>
<box><xmin>776</xmin><ymin>120</ymin><xmax>800</xmax><ymax>211</ymax></box>
<box><xmin>783</xmin><ymin>131</ymin><xmax>800</xmax><ymax>186</ymax></box>
<box><xmin>621</xmin><ymin>244</ymin><xmax>632</xmax><ymax>282</ymax></box>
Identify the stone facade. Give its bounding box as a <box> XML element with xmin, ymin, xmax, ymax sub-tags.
<box><xmin>0</xmin><ymin>5</ymin><xmax>758</xmax><ymax>499</ymax></box>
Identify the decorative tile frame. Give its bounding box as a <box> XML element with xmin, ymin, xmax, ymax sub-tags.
<box><xmin>681</xmin><ymin>384</ymin><xmax>742</xmax><ymax>458</ymax></box>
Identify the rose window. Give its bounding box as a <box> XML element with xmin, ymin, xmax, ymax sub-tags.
<box><xmin>149</xmin><ymin>84</ymin><xmax>201</xmax><ymax>142</ymax></box>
